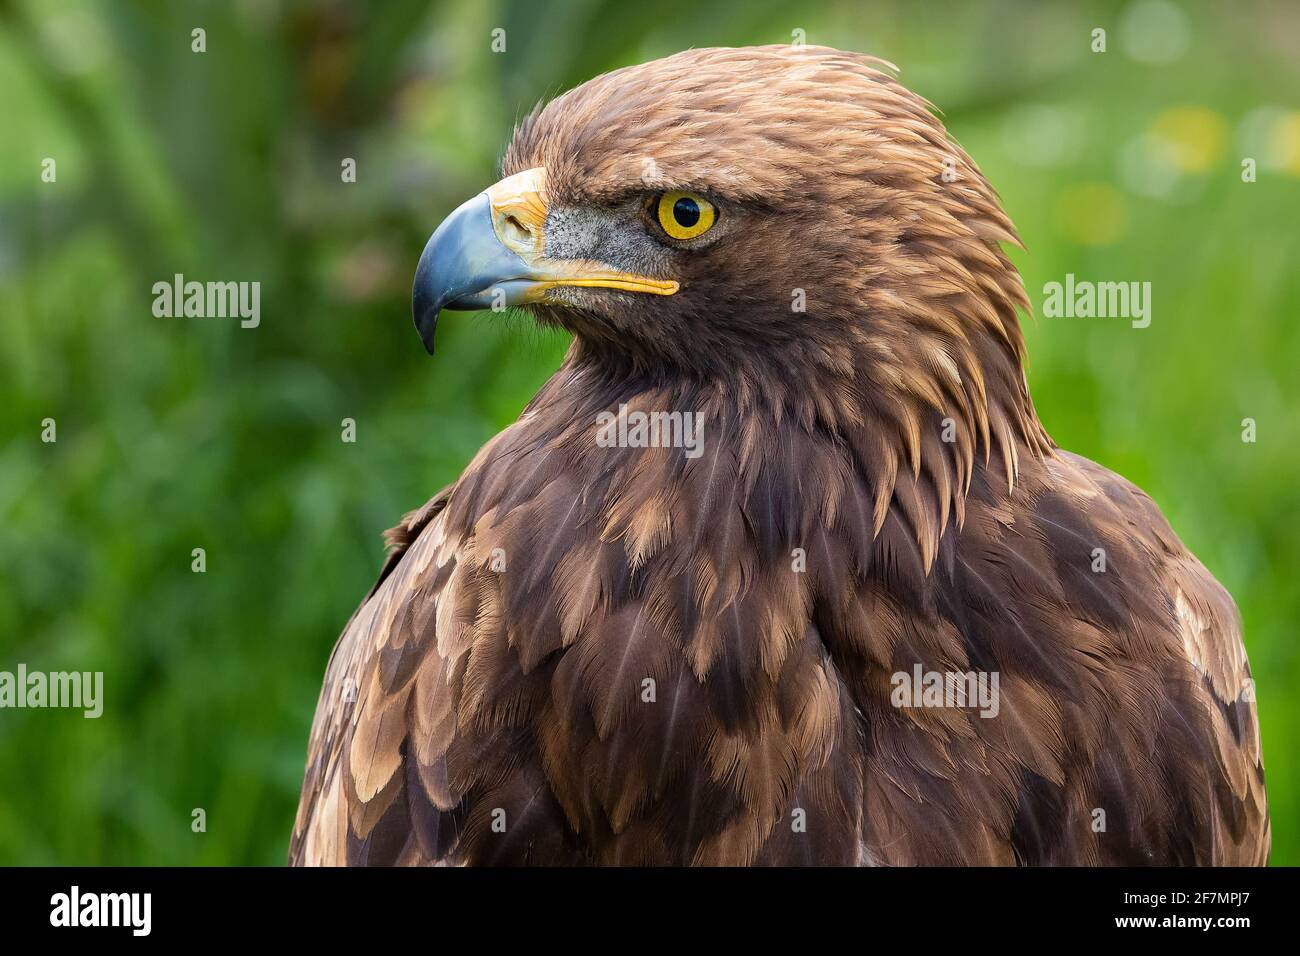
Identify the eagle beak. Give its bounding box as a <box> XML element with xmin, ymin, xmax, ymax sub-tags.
<box><xmin>411</xmin><ymin>167</ymin><xmax>678</xmax><ymax>353</ymax></box>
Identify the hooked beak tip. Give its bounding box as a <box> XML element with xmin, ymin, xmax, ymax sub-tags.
<box><xmin>411</xmin><ymin>257</ymin><xmax>441</xmax><ymax>355</ymax></box>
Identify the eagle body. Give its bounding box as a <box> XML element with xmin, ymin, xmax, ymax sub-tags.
<box><xmin>291</xmin><ymin>47</ymin><xmax>1268</xmax><ymax>866</ymax></box>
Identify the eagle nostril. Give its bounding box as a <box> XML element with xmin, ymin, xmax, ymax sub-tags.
<box><xmin>503</xmin><ymin>214</ymin><xmax>531</xmax><ymax>243</ymax></box>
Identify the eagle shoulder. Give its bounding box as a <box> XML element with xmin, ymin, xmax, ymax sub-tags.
<box><xmin>290</xmin><ymin>487</ymin><xmax>449</xmax><ymax>865</ymax></box>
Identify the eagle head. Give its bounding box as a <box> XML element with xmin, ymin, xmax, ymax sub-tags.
<box><xmin>414</xmin><ymin>45</ymin><xmax>1047</xmax><ymax>472</ymax></box>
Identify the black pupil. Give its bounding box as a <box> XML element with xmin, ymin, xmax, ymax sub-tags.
<box><xmin>672</xmin><ymin>196</ymin><xmax>700</xmax><ymax>228</ymax></box>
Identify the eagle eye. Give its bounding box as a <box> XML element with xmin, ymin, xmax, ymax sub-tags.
<box><xmin>653</xmin><ymin>191</ymin><xmax>716</xmax><ymax>241</ymax></box>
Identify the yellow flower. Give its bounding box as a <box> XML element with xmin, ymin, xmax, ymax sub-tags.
<box><xmin>1151</xmin><ymin>107</ymin><xmax>1228</xmax><ymax>172</ymax></box>
<box><xmin>1054</xmin><ymin>183</ymin><xmax>1129</xmax><ymax>246</ymax></box>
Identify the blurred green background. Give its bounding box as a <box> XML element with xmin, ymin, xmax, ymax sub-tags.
<box><xmin>0</xmin><ymin>0</ymin><xmax>1296</xmax><ymax>865</ymax></box>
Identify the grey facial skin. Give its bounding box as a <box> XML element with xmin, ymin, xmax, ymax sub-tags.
<box><xmin>540</xmin><ymin>196</ymin><xmax>730</xmax><ymax>302</ymax></box>
<box><xmin>543</xmin><ymin>200</ymin><xmax>671</xmax><ymax>275</ymax></box>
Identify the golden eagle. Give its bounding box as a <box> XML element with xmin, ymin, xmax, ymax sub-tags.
<box><xmin>291</xmin><ymin>46</ymin><xmax>1269</xmax><ymax>865</ymax></box>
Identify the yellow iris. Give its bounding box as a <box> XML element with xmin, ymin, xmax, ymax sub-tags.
<box><xmin>656</xmin><ymin>191</ymin><xmax>716</xmax><ymax>240</ymax></box>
